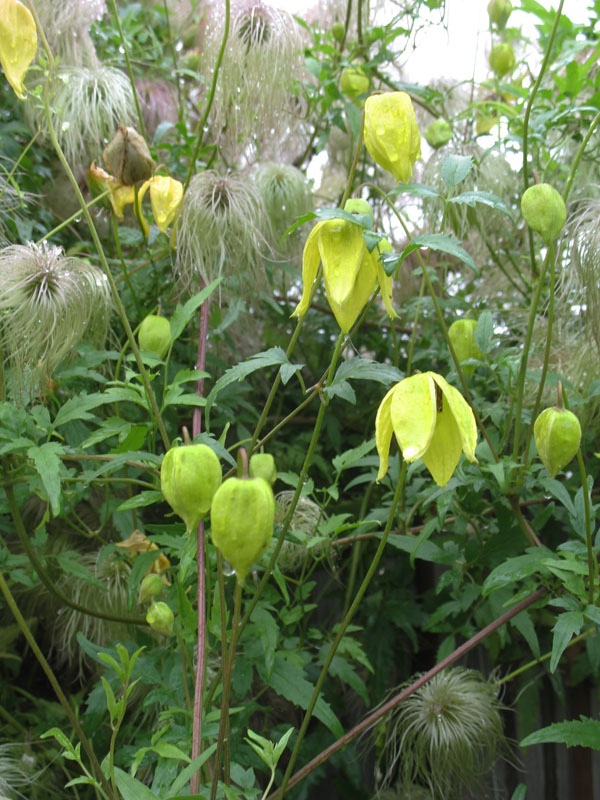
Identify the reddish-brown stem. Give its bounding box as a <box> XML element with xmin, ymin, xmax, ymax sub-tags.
<box><xmin>268</xmin><ymin>587</ymin><xmax>546</xmax><ymax>800</ymax></box>
<box><xmin>190</xmin><ymin>282</ymin><xmax>210</xmax><ymax>794</ymax></box>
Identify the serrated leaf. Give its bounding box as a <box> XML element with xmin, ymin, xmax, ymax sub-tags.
<box><xmin>441</xmin><ymin>154</ymin><xmax>474</xmax><ymax>187</ymax></box>
<box><xmin>116</xmin><ymin>490</ymin><xmax>163</xmax><ymax>512</ymax></box>
<box><xmin>169</xmin><ymin>279</ymin><xmax>222</xmax><ymax>342</ymax></box>
<box><xmin>521</xmin><ymin>716</ymin><xmax>600</xmax><ymax>750</ymax></box>
<box><xmin>391</xmin><ymin>182</ymin><xmax>442</xmax><ymax>199</ymax></box>
<box><xmin>332</xmin><ymin>438</ymin><xmax>376</xmax><ymax>473</ymax></box>
<box><xmin>168</xmin><ymin>744</ymin><xmax>218</xmax><ymax>796</ymax></box>
<box><xmin>482</xmin><ymin>551</ymin><xmax>550</xmax><ymax>596</ymax></box>
<box><xmin>114</xmin><ymin>767</ymin><xmax>160</xmax><ymax>800</ymax></box>
<box><xmin>55</xmin><ymin>551</ymin><xmax>105</xmax><ymax>590</ymax></box>
<box><xmin>27</xmin><ymin>442</ymin><xmax>64</xmax><ymax>516</ymax></box>
<box><xmin>550</xmin><ymin>611</ymin><xmax>583</xmax><ymax>673</ymax></box>
<box><xmin>250</xmin><ymin>606</ymin><xmax>279</xmax><ymax>678</ymax></box>
<box><xmin>52</xmin><ymin>393</ymin><xmax>103</xmax><ymax>428</ymax></box>
<box><xmin>511</xmin><ymin>611</ymin><xmax>540</xmax><ymax>659</ymax></box>
<box><xmin>330</xmin><ymin>358</ymin><xmax>403</xmax><ymax>387</ymax></box>
<box><xmin>259</xmin><ymin>654</ymin><xmax>343</xmax><ymax>738</ymax></box>
<box><xmin>541</xmin><ymin>477</ymin><xmax>576</xmax><ymax>517</ymax></box>
<box><xmin>448</xmin><ymin>190</ymin><xmax>513</xmax><ymax>219</ymax></box>
<box><xmin>401</xmin><ymin>233</ymin><xmax>478</xmax><ymax>274</ymax></box>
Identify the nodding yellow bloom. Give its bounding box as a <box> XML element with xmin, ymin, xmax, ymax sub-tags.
<box><xmin>137</xmin><ymin>175</ymin><xmax>184</xmax><ymax>235</ymax></box>
<box><xmin>364</xmin><ymin>92</ymin><xmax>421</xmax><ymax>183</ymax></box>
<box><xmin>376</xmin><ymin>371</ymin><xmax>477</xmax><ymax>487</ymax></box>
<box><xmin>0</xmin><ymin>0</ymin><xmax>38</xmax><ymax>100</ymax></box>
<box><xmin>292</xmin><ymin>216</ymin><xmax>397</xmax><ymax>333</ymax></box>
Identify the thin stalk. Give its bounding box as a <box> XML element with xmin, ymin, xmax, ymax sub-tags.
<box><xmin>108</xmin><ymin>702</ymin><xmax>127</xmax><ymax>800</ymax></box>
<box><xmin>108</xmin><ymin>0</ymin><xmax>148</xmax><ymax>140</ymax></box>
<box><xmin>499</xmin><ymin>627</ymin><xmax>596</xmax><ymax>684</ymax></box>
<box><xmin>278</xmin><ymin>463</ymin><xmax>407</xmax><ymax>798</ymax></box>
<box><xmin>563</xmin><ymin>110</ymin><xmax>600</xmax><ymax>203</ymax></box>
<box><xmin>0</xmin><ymin>570</ymin><xmax>115</xmax><ymax>800</ymax></box>
<box><xmin>341</xmin><ymin>481</ymin><xmax>374</xmax><ymax>617</ymax></box>
<box><xmin>37</xmin><ymin>190</ymin><xmax>110</xmax><ymax>245</ymax></box>
<box><xmin>210</xmin><ymin>580</ymin><xmax>243</xmax><ymax>800</ymax></box>
<box><xmin>185</xmin><ymin>0</ymin><xmax>231</xmax><ymax>190</ymax></box>
<box><xmin>0</xmin><ymin>129</ymin><xmax>39</xmax><ymax>206</ymax></box>
<box><xmin>267</xmin><ymin>588</ymin><xmax>546</xmax><ymax>799</ymax></box>
<box><xmin>405</xmin><ymin>273</ymin><xmax>426</xmax><ymax>376</ymax></box>
<box><xmin>111</xmin><ymin>214</ymin><xmax>143</xmax><ymax>317</ymax></box>
<box><xmin>5</xmin><ymin>483</ymin><xmax>148</xmax><ymax>625</ymax></box>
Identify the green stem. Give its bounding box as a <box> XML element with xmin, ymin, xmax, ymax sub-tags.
<box><xmin>0</xmin><ymin>130</ymin><xmax>40</xmax><ymax>207</ymax></box>
<box><xmin>111</xmin><ymin>213</ymin><xmax>143</xmax><ymax>317</ymax></box>
<box><xmin>405</xmin><ymin>273</ymin><xmax>426</xmax><ymax>376</ymax></box>
<box><xmin>108</xmin><ymin>703</ymin><xmax>127</xmax><ymax>800</ymax></box>
<box><xmin>210</xmin><ymin>580</ymin><xmax>242</xmax><ymax>800</ymax></box>
<box><xmin>108</xmin><ymin>0</ymin><xmax>148</xmax><ymax>141</ymax></box>
<box><xmin>278</xmin><ymin>463</ymin><xmax>407</xmax><ymax>798</ymax></box>
<box><xmin>563</xmin><ymin>110</ymin><xmax>600</xmax><ymax>203</ymax></box>
<box><xmin>499</xmin><ymin>627</ymin><xmax>596</xmax><ymax>684</ymax></box>
<box><xmin>185</xmin><ymin>0</ymin><xmax>231</xmax><ymax>191</ymax></box>
<box><xmin>0</xmin><ymin>570</ymin><xmax>115</xmax><ymax>800</ymax></box>
<box><xmin>37</xmin><ymin>190</ymin><xmax>111</xmax><ymax>245</ymax></box>
<box><xmin>4</xmin><ymin>483</ymin><xmax>147</xmax><ymax>625</ymax></box>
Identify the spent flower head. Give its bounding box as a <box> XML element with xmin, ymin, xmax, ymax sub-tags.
<box><xmin>253</xmin><ymin>161</ymin><xmax>313</xmax><ymax>257</ymax></box>
<box><xmin>376</xmin><ymin>371</ymin><xmax>477</xmax><ymax>487</ymax></box>
<box><xmin>32</xmin><ymin>0</ymin><xmax>106</xmax><ymax>67</ymax></box>
<box><xmin>0</xmin><ymin>241</ymin><xmax>111</xmax><ymax>396</ymax></box>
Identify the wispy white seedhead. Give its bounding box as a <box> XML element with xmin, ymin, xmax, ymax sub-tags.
<box><xmin>375</xmin><ymin>668</ymin><xmax>506</xmax><ymax>799</ymax></box>
<box><xmin>274</xmin><ymin>491</ymin><xmax>326</xmax><ymax>573</ymax></box>
<box><xmin>253</xmin><ymin>162</ymin><xmax>313</xmax><ymax>257</ymax></box>
<box><xmin>562</xmin><ymin>197</ymin><xmax>600</xmax><ymax>351</ymax></box>
<box><xmin>175</xmin><ymin>169</ymin><xmax>272</xmax><ymax>289</ymax></box>
<box><xmin>32</xmin><ymin>0</ymin><xmax>106</xmax><ymax>67</ymax></box>
<box><xmin>0</xmin><ymin>743</ymin><xmax>41</xmax><ymax>798</ymax></box>
<box><xmin>199</xmin><ymin>0</ymin><xmax>305</xmax><ymax>161</ymax></box>
<box><xmin>27</xmin><ymin>66</ymin><xmax>136</xmax><ymax>174</ymax></box>
<box><xmin>0</xmin><ymin>241</ymin><xmax>111</xmax><ymax>397</ymax></box>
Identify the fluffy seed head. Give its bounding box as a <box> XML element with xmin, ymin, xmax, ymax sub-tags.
<box><xmin>31</xmin><ymin>0</ymin><xmax>106</xmax><ymax>67</ymax></box>
<box><xmin>253</xmin><ymin>162</ymin><xmax>313</xmax><ymax>257</ymax></box>
<box><xmin>0</xmin><ymin>241</ymin><xmax>111</xmax><ymax>397</ymax></box>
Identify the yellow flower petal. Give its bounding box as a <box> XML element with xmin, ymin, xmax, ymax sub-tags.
<box><xmin>329</xmin><ymin>247</ymin><xmax>377</xmax><ymax>333</ymax></box>
<box><xmin>150</xmin><ymin>175</ymin><xmax>184</xmax><ymax>232</ymax></box>
<box><xmin>319</xmin><ymin>219</ymin><xmax>365</xmax><ymax>307</ymax></box>
<box><xmin>390</xmin><ymin>373</ymin><xmax>436</xmax><ymax>462</ymax></box>
<box><xmin>291</xmin><ymin>221</ymin><xmax>324</xmax><ymax>320</ymax></box>
<box><xmin>374</xmin><ymin>238</ymin><xmax>397</xmax><ymax>320</ymax></box>
<box><xmin>364</xmin><ymin>92</ymin><xmax>421</xmax><ymax>183</ymax></box>
<box><xmin>375</xmin><ymin>385</ymin><xmax>396</xmax><ymax>482</ymax></box>
<box><xmin>421</xmin><ymin>398</ymin><xmax>464</xmax><ymax>487</ymax></box>
<box><xmin>135</xmin><ymin>178</ymin><xmax>152</xmax><ymax>236</ymax></box>
<box><xmin>110</xmin><ymin>183</ymin><xmax>136</xmax><ymax>219</ymax></box>
<box><xmin>430</xmin><ymin>373</ymin><xmax>478</xmax><ymax>463</ymax></box>
<box><xmin>0</xmin><ymin>0</ymin><xmax>37</xmax><ymax>100</ymax></box>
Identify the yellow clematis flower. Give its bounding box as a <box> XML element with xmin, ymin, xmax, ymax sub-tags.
<box><xmin>364</xmin><ymin>91</ymin><xmax>421</xmax><ymax>183</ymax></box>
<box><xmin>292</xmin><ymin>216</ymin><xmax>397</xmax><ymax>333</ymax></box>
<box><xmin>136</xmin><ymin>175</ymin><xmax>184</xmax><ymax>235</ymax></box>
<box><xmin>376</xmin><ymin>371</ymin><xmax>477</xmax><ymax>487</ymax></box>
<box><xmin>0</xmin><ymin>0</ymin><xmax>37</xmax><ymax>100</ymax></box>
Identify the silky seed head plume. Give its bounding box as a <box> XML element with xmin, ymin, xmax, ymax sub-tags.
<box><xmin>0</xmin><ymin>743</ymin><xmax>41</xmax><ymax>799</ymax></box>
<box><xmin>253</xmin><ymin>162</ymin><xmax>313</xmax><ymax>257</ymax></box>
<box><xmin>175</xmin><ymin>169</ymin><xmax>272</xmax><ymax>290</ymax></box>
<box><xmin>0</xmin><ymin>241</ymin><xmax>111</xmax><ymax>397</ymax></box>
<box><xmin>274</xmin><ymin>490</ymin><xmax>326</xmax><ymax>573</ymax></box>
<box><xmin>375</xmin><ymin>668</ymin><xmax>506</xmax><ymax>799</ymax></box>
<box><xmin>31</xmin><ymin>0</ymin><xmax>106</xmax><ymax>67</ymax></box>
<box><xmin>26</xmin><ymin>66</ymin><xmax>136</xmax><ymax>174</ymax></box>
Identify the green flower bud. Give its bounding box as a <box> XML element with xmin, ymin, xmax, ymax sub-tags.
<box><xmin>489</xmin><ymin>43</ymin><xmax>515</xmax><ymax>77</ymax></box>
<box><xmin>534</xmin><ymin>407</ymin><xmax>581</xmax><ymax>478</ymax></box>
<box><xmin>161</xmin><ymin>444</ymin><xmax>222</xmax><ymax>533</ymax></box>
<box><xmin>521</xmin><ymin>183</ymin><xmax>566</xmax><ymax>244</ymax></box>
<box><xmin>138</xmin><ymin>314</ymin><xmax>172</xmax><ymax>359</ymax></box>
<box><xmin>331</xmin><ymin>22</ymin><xmax>345</xmax><ymax>41</ymax></box>
<box><xmin>139</xmin><ymin>573</ymin><xmax>163</xmax><ymax>604</ymax></box>
<box><xmin>146</xmin><ymin>601</ymin><xmax>174</xmax><ymax>636</ymax></box>
<box><xmin>103</xmin><ymin>125</ymin><xmax>156</xmax><ymax>186</ymax></box>
<box><xmin>488</xmin><ymin>0</ymin><xmax>512</xmax><ymax>29</ymax></box>
<box><xmin>448</xmin><ymin>319</ymin><xmax>484</xmax><ymax>379</ymax></box>
<box><xmin>340</xmin><ymin>64</ymin><xmax>370</xmax><ymax>100</ymax></box>
<box><xmin>249</xmin><ymin>453</ymin><xmax>277</xmax><ymax>485</ymax></box>
<box><xmin>424</xmin><ymin>119</ymin><xmax>453</xmax><ymax>149</ymax></box>
<box><xmin>343</xmin><ymin>198</ymin><xmax>374</xmax><ymax>228</ymax></box>
<box><xmin>210</xmin><ymin>476</ymin><xmax>275</xmax><ymax>583</ymax></box>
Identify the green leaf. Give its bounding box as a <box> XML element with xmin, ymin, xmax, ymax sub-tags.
<box><xmin>550</xmin><ymin>611</ymin><xmax>583</xmax><ymax>673</ymax></box>
<box><xmin>510</xmin><ymin>785</ymin><xmax>527</xmax><ymax>800</ymax></box>
<box><xmin>511</xmin><ymin>611</ymin><xmax>540</xmax><ymax>660</ymax></box>
<box><xmin>259</xmin><ymin>654</ymin><xmax>343</xmax><ymax>738</ymax></box>
<box><xmin>448</xmin><ymin>190</ymin><xmax>513</xmax><ymax>219</ymax></box>
<box><xmin>332</xmin><ymin>438</ymin><xmax>376</xmax><ymax>473</ymax></box>
<box><xmin>540</xmin><ymin>477</ymin><xmax>576</xmax><ymax>517</ymax></box>
<box><xmin>169</xmin><ymin>278</ymin><xmax>222</xmax><ymax>342</ymax></box>
<box><xmin>55</xmin><ymin>551</ymin><xmax>105</xmax><ymax>590</ymax></box>
<box><xmin>52</xmin><ymin>393</ymin><xmax>104</xmax><ymax>428</ymax></box>
<box><xmin>401</xmin><ymin>233</ymin><xmax>478</xmax><ymax>275</ymax></box>
<box><xmin>114</xmin><ymin>767</ymin><xmax>160</xmax><ymax>800</ymax></box>
<box><xmin>205</xmin><ymin>347</ymin><xmax>290</xmax><ymax>429</ymax></box>
<box><xmin>521</xmin><ymin>716</ymin><xmax>600</xmax><ymax>750</ymax></box>
<box><xmin>284</xmin><ymin>206</ymin><xmax>372</xmax><ymax>238</ymax></box>
<box><xmin>441</xmin><ymin>154</ymin><xmax>474</xmax><ymax>187</ymax></box>
<box><xmin>474</xmin><ymin>310</ymin><xmax>494</xmax><ymax>354</ymax></box>
<box><xmin>250</xmin><ymin>605</ymin><xmax>279</xmax><ymax>678</ymax></box>
<box><xmin>409</xmin><ymin>518</ymin><xmax>437</xmax><ymax>568</ymax></box>
<box><xmin>482</xmin><ymin>551</ymin><xmax>550</xmax><ymax>596</ymax></box>
<box><xmin>27</xmin><ymin>442</ymin><xmax>64</xmax><ymax>516</ymax></box>
<box><xmin>326</xmin><ymin>359</ymin><xmax>403</xmax><ymax>400</ymax></box>
<box><xmin>390</xmin><ymin>182</ymin><xmax>441</xmax><ymax>199</ymax></box>
<box><xmin>168</xmin><ymin>744</ymin><xmax>218</xmax><ymax>796</ymax></box>
<box><xmin>117</xmin><ymin>491</ymin><xmax>163</xmax><ymax>512</ymax></box>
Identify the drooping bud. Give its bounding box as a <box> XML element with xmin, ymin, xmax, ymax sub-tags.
<box><xmin>0</xmin><ymin>0</ymin><xmax>37</xmax><ymax>100</ymax></box>
<box><xmin>146</xmin><ymin>601</ymin><xmax>174</xmax><ymax>636</ymax></box>
<box><xmin>331</xmin><ymin>22</ymin><xmax>345</xmax><ymax>41</ymax></box>
<box><xmin>138</xmin><ymin>314</ymin><xmax>172</xmax><ymax>359</ymax></box>
<box><xmin>364</xmin><ymin>92</ymin><xmax>421</xmax><ymax>183</ymax></box>
<box><xmin>161</xmin><ymin>444</ymin><xmax>222</xmax><ymax>533</ymax></box>
<box><xmin>210</xmin><ymin>476</ymin><xmax>275</xmax><ymax>583</ymax></box>
<box><xmin>488</xmin><ymin>0</ymin><xmax>512</xmax><ymax>29</ymax></box>
<box><xmin>534</xmin><ymin>407</ymin><xmax>581</xmax><ymax>478</ymax></box>
<box><xmin>340</xmin><ymin>64</ymin><xmax>370</xmax><ymax>100</ymax></box>
<box><xmin>424</xmin><ymin>119</ymin><xmax>453</xmax><ymax>149</ymax></box>
<box><xmin>139</xmin><ymin>573</ymin><xmax>163</xmax><ymax>604</ymax></box>
<box><xmin>249</xmin><ymin>453</ymin><xmax>277</xmax><ymax>485</ymax></box>
<box><xmin>448</xmin><ymin>319</ymin><xmax>483</xmax><ymax>379</ymax></box>
<box><xmin>344</xmin><ymin>197</ymin><xmax>374</xmax><ymax>228</ymax></box>
<box><xmin>103</xmin><ymin>125</ymin><xmax>155</xmax><ymax>185</ymax></box>
<box><xmin>521</xmin><ymin>183</ymin><xmax>566</xmax><ymax>244</ymax></box>
<box><xmin>489</xmin><ymin>43</ymin><xmax>515</xmax><ymax>78</ymax></box>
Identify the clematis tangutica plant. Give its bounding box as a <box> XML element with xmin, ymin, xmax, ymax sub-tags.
<box><xmin>376</xmin><ymin>371</ymin><xmax>478</xmax><ymax>487</ymax></box>
<box><xmin>292</xmin><ymin>205</ymin><xmax>397</xmax><ymax>334</ymax></box>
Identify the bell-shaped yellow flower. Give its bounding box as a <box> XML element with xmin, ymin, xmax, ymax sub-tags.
<box><xmin>137</xmin><ymin>175</ymin><xmax>184</xmax><ymax>236</ymax></box>
<box><xmin>376</xmin><ymin>371</ymin><xmax>477</xmax><ymax>487</ymax></box>
<box><xmin>364</xmin><ymin>92</ymin><xmax>421</xmax><ymax>183</ymax></box>
<box><xmin>0</xmin><ymin>0</ymin><xmax>37</xmax><ymax>100</ymax></box>
<box><xmin>292</xmin><ymin>218</ymin><xmax>397</xmax><ymax>333</ymax></box>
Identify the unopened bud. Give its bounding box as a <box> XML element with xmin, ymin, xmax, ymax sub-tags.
<box><xmin>146</xmin><ymin>601</ymin><xmax>174</xmax><ymax>635</ymax></box>
<box><xmin>103</xmin><ymin>125</ymin><xmax>155</xmax><ymax>185</ymax></box>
